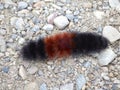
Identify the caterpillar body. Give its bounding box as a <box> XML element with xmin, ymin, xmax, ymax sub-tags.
<box><xmin>21</xmin><ymin>32</ymin><xmax>109</xmax><ymax>61</ymax></box>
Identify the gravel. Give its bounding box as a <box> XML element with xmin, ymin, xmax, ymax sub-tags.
<box><xmin>0</xmin><ymin>0</ymin><xmax>120</xmax><ymax>90</ymax></box>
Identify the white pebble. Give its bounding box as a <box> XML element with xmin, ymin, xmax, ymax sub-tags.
<box><xmin>97</xmin><ymin>48</ymin><xmax>117</xmax><ymax>66</ymax></box>
<box><xmin>103</xmin><ymin>26</ymin><xmax>120</xmax><ymax>43</ymax></box>
<box><xmin>19</xmin><ymin>65</ymin><xmax>27</xmax><ymax>80</ymax></box>
<box><xmin>54</xmin><ymin>15</ymin><xmax>69</xmax><ymax>29</ymax></box>
<box><xmin>60</xmin><ymin>83</ymin><xmax>74</xmax><ymax>90</ymax></box>
<box><xmin>109</xmin><ymin>0</ymin><xmax>120</xmax><ymax>8</ymax></box>
<box><xmin>24</xmin><ymin>82</ymin><xmax>39</xmax><ymax>90</ymax></box>
<box><xmin>94</xmin><ymin>10</ymin><xmax>104</xmax><ymax>20</ymax></box>
<box><xmin>43</xmin><ymin>24</ymin><xmax>53</xmax><ymax>31</ymax></box>
<box><xmin>18</xmin><ymin>38</ymin><xmax>25</xmax><ymax>44</ymax></box>
<box><xmin>27</xmin><ymin>66</ymin><xmax>38</xmax><ymax>75</ymax></box>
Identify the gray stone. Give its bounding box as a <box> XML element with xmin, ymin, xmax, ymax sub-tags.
<box><xmin>40</xmin><ymin>83</ymin><xmax>47</xmax><ymax>90</ymax></box>
<box><xmin>38</xmin><ymin>70</ymin><xmax>43</xmax><ymax>76</ymax></box>
<box><xmin>54</xmin><ymin>15</ymin><xmax>69</xmax><ymax>29</ymax></box>
<box><xmin>97</xmin><ymin>48</ymin><xmax>117</xmax><ymax>66</ymax></box>
<box><xmin>74</xmin><ymin>10</ymin><xmax>80</xmax><ymax>15</ymax></box>
<box><xmin>31</xmin><ymin>25</ymin><xmax>40</xmax><ymax>32</ymax></box>
<box><xmin>18</xmin><ymin>1</ymin><xmax>28</xmax><ymax>10</ymax></box>
<box><xmin>66</xmin><ymin>14</ymin><xmax>74</xmax><ymax>21</ymax></box>
<box><xmin>60</xmin><ymin>83</ymin><xmax>74</xmax><ymax>90</ymax></box>
<box><xmin>76</xmin><ymin>74</ymin><xmax>86</xmax><ymax>90</ymax></box>
<box><xmin>83</xmin><ymin>61</ymin><xmax>91</xmax><ymax>68</ymax></box>
<box><xmin>27</xmin><ymin>66</ymin><xmax>38</xmax><ymax>75</ymax></box>
<box><xmin>103</xmin><ymin>26</ymin><xmax>120</xmax><ymax>43</ymax></box>
<box><xmin>24</xmin><ymin>82</ymin><xmax>39</xmax><ymax>90</ymax></box>
<box><xmin>0</xmin><ymin>36</ymin><xmax>6</xmax><ymax>52</ymax></box>
<box><xmin>2</xmin><ymin>66</ymin><xmax>9</xmax><ymax>73</ymax></box>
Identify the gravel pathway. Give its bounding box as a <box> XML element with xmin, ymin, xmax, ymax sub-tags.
<box><xmin>0</xmin><ymin>0</ymin><xmax>120</xmax><ymax>90</ymax></box>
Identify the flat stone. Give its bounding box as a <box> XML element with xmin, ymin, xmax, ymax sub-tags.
<box><xmin>2</xmin><ymin>66</ymin><xmax>9</xmax><ymax>73</ymax></box>
<box><xmin>18</xmin><ymin>1</ymin><xmax>28</xmax><ymax>10</ymax></box>
<box><xmin>0</xmin><ymin>36</ymin><xmax>6</xmax><ymax>52</ymax></box>
<box><xmin>40</xmin><ymin>83</ymin><xmax>47</xmax><ymax>90</ymax></box>
<box><xmin>109</xmin><ymin>0</ymin><xmax>120</xmax><ymax>8</ymax></box>
<box><xmin>43</xmin><ymin>24</ymin><xmax>53</xmax><ymax>31</ymax></box>
<box><xmin>60</xmin><ymin>83</ymin><xmax>74</xmax><ymax>90</ymax></box>
<box><xmin>19</xmin><ymin>65</ymin><xmax>27</xmax><ymax>79</ymax></box>
<box><xmin>27</xmin><ymin>66</ymin><xmax>38</xmax><ymax>75</ymax></box>
<box><xmin>24</xmin><ymin>82</ymin><xmax>39</xmax><ymax>90</ymax></box>
<box><xmin>94</xmin><ymin>11</ymin><xmax>104</xmax><ymax>20</ymax></box>
<box><xmin>76</xmin><ymin>74</ymin><xmax>86</xmax><ymax>90</ymax></box>
<box><xmin>54</xmin><ymin>15</ymin><xmax>69</xmax><ymax>29</ymax></box>
<box><xmin>97</xmin><ymin>48</ymin><xmax>117</xmax><ymax>66</ymax></box>
<box><xmin>103</xmin><ymin>26</ymin><xmax>120</xmax><ymax>43</ymax></box>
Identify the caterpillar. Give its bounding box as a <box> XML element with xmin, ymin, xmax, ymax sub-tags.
<box><xmin>21</xmin><ymin>32</ymin><xmax>109</xmax><ymax>61</ymax></box>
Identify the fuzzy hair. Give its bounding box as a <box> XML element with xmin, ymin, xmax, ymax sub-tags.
<box><xmin>21</xmin><ymin>32</ymin><xmax>109</xmax><ymax>60</ymax></box>
<box><xmin>72</xmin><ymin>32</ymin><xmax>109</xmax><ymax>54</ymax></box>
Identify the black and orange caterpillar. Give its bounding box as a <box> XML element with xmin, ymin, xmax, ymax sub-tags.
<box><xmin>21</xmin><ymin>32</ymin><xmax>109</xmax><ymax>60</ymax></box>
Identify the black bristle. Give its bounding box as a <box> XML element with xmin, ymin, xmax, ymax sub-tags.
<box><xmin>36</xmin><ymin>38</ymin><xmax>46</xmax><ymax>60</ymax></box>
<box><xmin>72</xmin><ymin>32</ymin><xmax>109</xmax><ymax>54</ymax></box>
<box><xmin>21</xmin><ymin>40</ymin><xmax>37</xmax><ymax>60</ymax></box>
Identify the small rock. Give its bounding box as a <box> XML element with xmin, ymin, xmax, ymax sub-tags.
<box><xmin>19</xmin><ymin>65</ymin><xmax>27</xmax><ymax>79</ymax></box>
<box><xmin>93</xmin><ymin>11</ymin><xmax>104</xmax><ymax>20</ymax></box>
<box><xmin>109</xmin><ymin>0</ymin><xmax>120</xmax><ymax>8</ymax></box>
<box><xmin>40</xmin><ymin>83</ymin><xmax>47</xmax><ymax>90</ymax></box>
<box><xmin>76</xmin><ymin>74</ymin><xmax>86</xmax><ymax>90</ymax></box>
<box><xmin>97</xmin><ymin>48</ymin><xmax>117</xmax><ymax>66</ymax></box>
<box><xmin>24</xmin><ymin>82</ymin><xmax>39</xmax><ymax>90</ymax></box>
<box><xmin>74</xmin><ymin>10</ymin><xmax>80</xmax><ymax>15</ymax></box>
<box><xmin>103</xmin><ymin>26</ymin><xmax>120</xmax><ymax>43</ymax></box>
<box><xmin>33</xmin><ymin>1</ymin><xmax>45</xmax><ymax>9</ymax></box>
<box><xmin>83</xmin><ymin>61</ymin><xmax>91</xmax><ymax>68</ymax></box>
<box><xmin>15</xmin><ymin>18</ymin><xmax>25</xmax><ymax>30</ymax></box>
<box><xmin>31</xmin><ymin>25</ymin><xmax>40</xmax><ymax>32</ymax></box>
<box><xmin>0</xmin><ymin>36</ymin><xmax>6</xmax><ymax>52</ymax></box>
<box><xmin>10</xmin><ymin>17</ymin><xmax>18</xmax><ymax>26</ymax></box>
<box><xmin>54</xmin><ymin>15</ymin><xmax>69</xmax><ymax>29</ymax></box>
<box><xmin>18</xmin><ymin>1</ymin><xmax>28</xmax><ymax>10</ymax></box>
<box><xmin>18</xmin><ymin>38</ymin><xmax>25</xmax><ymax>44</ymax></box>
<box><xmin>27</xmin><ymin>66</ymin><xmax>38</xmax><ymax>75</ymax></box>
<box><xmin>2</xmin><ymin>66</ymin><xmax>9</xmax><ymax>73</ymax></box>
<box><xmin>47</xmin><ymin>13</ymin><xmax>58</xmax><ymax>24</ymax></box>
<box><xmin>66</xmin><ymin>14</ymin><xmax>74</xmax><ymax>21</ymax></box>
<box><xmin>60</xmin><ymin>83</ymin><xmax>74</xmax><ymax>90</ymax></box>
<box><xmin>43</xmin><ymin>24</ymin><xmax>53</xmax><ymax>31</ymax></box>
<box><xmin>101</xmin><ymin>73</ymin><xmax>110</xmax><ymax>80</ymax></box>
<box><xmin>52</xmin><ymin>87</ymin><xmax>59</xmax><ymax>90</ymax></box>
<box><xmin>38</xmin><ymin>70</ymin><xmax>43</xmax><ymax>76</ymax></box>
<box><xmin>83</xmin><ymin>2</ymin><xmax>92</xmax><ymax>8</ymax></box>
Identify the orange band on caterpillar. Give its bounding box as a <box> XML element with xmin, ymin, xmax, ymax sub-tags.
<box><xmin>21</xmin><ymin>32</ymin><xmax>109</xmax><ymax>61</ymax></box>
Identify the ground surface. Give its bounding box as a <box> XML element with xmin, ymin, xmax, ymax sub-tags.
<box><xmin>0</xmin><ymin>0</ymin><xmax>120</xmax><ymax>90</ymax></box>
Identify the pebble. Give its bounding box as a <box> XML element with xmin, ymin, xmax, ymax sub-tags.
<box><xmin>66</xmin><ymin>14</ymin><xmax>74</xmax><ymax>21</ymax></box>
<box><xmin>43</xmin><ymin>24</ymin><xmax>53</xmax><ymax>31</ymax></box>
<box><xmin>103</xmin><ymin>26</ymin><xmax>120</xmax><ymax>43</ymax></box>
<box><xmin>101</xmin><ymin>73</ymin><xmax>110</xmax><ymax>80</ymax></box>
<box><xmin>15</xmin><ymin>18</ymin><xmax>25</xmax><ymax>30</ymax></box>
<box><xmin>52</xmin><ymin>87</ymin><xmax>59</xmax><ymax>90</ymax></box>
<box><xmin>19</xmin><ymin>65</ymin><xmax>27</xmax><ymax>80</ymax></box>
<box><xmin>47</xmin><ymin>13</ymin><xmax>58</xmax><ymax>24</ymax></box>
<box><xmin>83</xmin><ymin>61</ymin><xmax>91</xmax><ymax>68</ymax></box>
<box><xmin>54</xmin><ymin>15</ymin><xmax>69</xmax><ymax>29</ymax></box>
<box><xmin>74</xmin><ymin>10</ymin><xmax>80</xmax><ymax>15</ymax></box>
<box><xmin>18</xmin><ymin>1</ymin><xmax>28</xmax><ymax>10</ymax></box>
<box><xmin>2</xmin><ymin>66</ymin><xmax>9</xmax><ymax>73</ymax></box>
<box><xmin>40</xmin><ymin>83</ymin><xmax>47</xmax><ymax>90</ymax></box>
<box><xmin>38</xmin><ymin>70</ymin><xmax>43</xmax><ymax>76</ymax></box>
<box><xmin>24</xmin><ymin>82</ymin><xmax>39</xmax><ymax>90</ymax></box>
<box><xmin>76</xmin><ymin>74</ymin><xmax>86</xmax><ymax>90</ymax></box>
<box><xmin>97</xmin><ymin>48</ymin><xmax>117</xmax><ymax>66</ymax></box>
<box><xmin>0</xmin><ymin>36</ymin><xmax>6</xmax><ymax>52</ymax></box>
<box><xmin>93</xmin><ymin>11</ymin><xmax>104</xmax><ymax>20</ymax></box>
<box><xmin>109</xmin><ymin>0</ymin><xmax>120</xmax><ymax>8</ymax></box>
<box><xmin>27</xmin><ymin>66</ymin><xmax>38</xmax><ymax>75</ymax></box>
<box><xmin>31</xmin><ymin>25</ymin><xmax>40</xmax><ymax>32</ymax></box>
<box><xmin>60</xmin><ymin>83</ymin><xmax>74</xmax><ymax>90</ymax></box>
<box><xmin>18</xmin><ymin>38</ymin><xmax>25</xmax><ymax>45</ymax></box>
